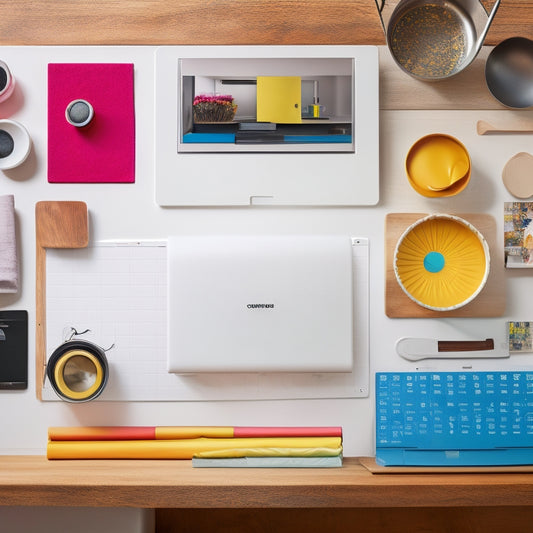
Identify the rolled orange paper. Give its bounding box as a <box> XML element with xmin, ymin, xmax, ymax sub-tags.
<box><xmin>46</xmin><ymin>436</ymin><xmax>342</xmax><ymax>460</ymax></box>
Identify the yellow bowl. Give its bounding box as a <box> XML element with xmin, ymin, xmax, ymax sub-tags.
<box><xmin>405</xmin><ymin>134</ymin><xmax>471</xmax><ymax>197</ymax></box>
<box><xmin>394</xmin><ymin>214</ymin><xmax>490</xmax><ymax>311</ymax></box>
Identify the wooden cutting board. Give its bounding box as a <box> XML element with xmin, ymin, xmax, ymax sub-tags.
<box><xmin>385</xmin><ymin>213</ymin><xmax>505</xmax><ymax>318</ymax></box>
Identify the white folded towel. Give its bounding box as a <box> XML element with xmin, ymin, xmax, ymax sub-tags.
<box><xmin>0</xmin><ymin>194</ymin><xmax>18</xmax><ymax>292</ymax></box>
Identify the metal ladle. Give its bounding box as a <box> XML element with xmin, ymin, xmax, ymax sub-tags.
<box><xmin>485</xmin><ymin>37</ymin><xmax>533</xmax><ymax>108</ymax></box>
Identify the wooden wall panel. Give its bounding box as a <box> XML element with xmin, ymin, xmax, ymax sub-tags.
<box><xmin>0</xmin><ymin>1</ymin><xmax>531</xmax><ymax>46</ymax></box>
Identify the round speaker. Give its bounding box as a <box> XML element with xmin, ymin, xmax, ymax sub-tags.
<box><xmin>47</xmin><ymin>339</ymin><xmax>108</xmax><ymax>402</ymax></box>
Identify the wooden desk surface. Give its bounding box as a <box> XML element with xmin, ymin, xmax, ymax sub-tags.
<box><xmin>0</xmin><ymin>0</ymin><xmax>530</xmax><ymax>46</ymax></box>
<box><xmin>2</xmin><ymin>456</ymin><xmax>533</xmax><ymax>509</ymax></box>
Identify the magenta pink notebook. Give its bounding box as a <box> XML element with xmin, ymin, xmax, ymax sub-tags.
<box><xmin>48</xmin><ymin>63</ymin><xmax>135</xmax><ymax>183</ymax></box>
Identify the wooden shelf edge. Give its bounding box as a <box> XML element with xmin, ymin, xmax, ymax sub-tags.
<box><xmin>1</xmin><ymin>456</ymin><xmax>533</xmax><ymax>509</ymax></box>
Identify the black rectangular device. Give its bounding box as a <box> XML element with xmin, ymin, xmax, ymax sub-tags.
<box><xmin>0</xmin><ymin>310</ymin><xmax>28</xmax><ymax>390</ymax></box>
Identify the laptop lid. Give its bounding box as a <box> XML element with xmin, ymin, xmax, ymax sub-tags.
<box><xmin>167</xmin><ymin>235</ymin><xmax>354</xmax><ymax>373</ymax></box>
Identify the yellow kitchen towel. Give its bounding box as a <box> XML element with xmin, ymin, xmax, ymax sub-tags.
<box><xmin>194</xmin><ymin>446</ymin><xmax>342</xmax><ymax>458</ymax></box>
<box><xmin>46</xmin><ymin>436</ymin><xmax>342</xmax><ymax>459</ymax></box>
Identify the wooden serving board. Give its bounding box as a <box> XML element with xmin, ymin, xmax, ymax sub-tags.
<box><xmin>385</xmin><ymin>213</ymin><xmax>505</xmax><ymax>318</ymax></box>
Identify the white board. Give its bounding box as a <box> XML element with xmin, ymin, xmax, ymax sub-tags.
<box><xmin>43</xmin><ymin>238</ymin><xmax>369</xmax><ymax>401</ymax></box>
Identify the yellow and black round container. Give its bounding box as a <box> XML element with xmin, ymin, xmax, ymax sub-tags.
<box><xmin>47</xmin><ymin>339</ymin><xmax>108</xmax><ymax>402</ymax></box>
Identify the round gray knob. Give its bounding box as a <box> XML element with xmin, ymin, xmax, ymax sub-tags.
<box><xmin>65</xmin><ymin>99</ymin><xmax>94</xmax><ymax>127</ymax></box>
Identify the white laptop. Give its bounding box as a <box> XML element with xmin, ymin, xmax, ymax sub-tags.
<box><xmin>167</xmin><ymin>235</ymin><xmax>355</xmax><ymax>373</ymax></box>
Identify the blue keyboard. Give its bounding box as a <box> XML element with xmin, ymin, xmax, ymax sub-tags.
<box><xmin>375</xmin><ymin>371</ymin><xmax>533</xmax><ymax>466</ymax></box>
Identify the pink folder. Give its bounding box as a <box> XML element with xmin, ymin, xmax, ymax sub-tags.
<box><xmin>48</xmin><ymin>63</ymin><xmax>135</xmax><ymax>183</ymax></box>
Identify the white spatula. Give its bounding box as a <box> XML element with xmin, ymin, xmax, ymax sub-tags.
<box><xmin>396</xmin><ymin>337</ymin><xmax>509</xmax><ymax>361</ymax></box>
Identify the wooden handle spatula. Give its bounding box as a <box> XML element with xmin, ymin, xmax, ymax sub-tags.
<box><xmin>477</xmin><ymin>120</ymin><xmax>533</xmax><ymax>135</ymax></box>
<box><xmin>35</xmin><ymin>201</ymin><xmax>88</xmax><ymax>399</ymax></box>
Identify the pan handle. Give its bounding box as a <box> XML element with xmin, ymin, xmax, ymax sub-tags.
<box><xmin>475</xmin><ymin>0</ymin><xmax>502</xmax><ymax>51</ymax></box>
<box><xmin>374</xmin><ymin>0</ymin><xmax>401</xmax><ymax>34</ymax></box>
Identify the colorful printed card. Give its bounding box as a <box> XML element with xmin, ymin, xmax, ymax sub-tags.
<box><xmin>508</xmin><ymin>321</ymin><xmax>533</xmax><ymax>353</ymax></box>
<box><xmin>504</xmin><ymin>202</ymin><xmax>533</xmax><ymax>267</ymax></box>
<box><xmin>47</xmin><ymin>63</ymin><xmax>135</xmax><ymax>183</ymax></box>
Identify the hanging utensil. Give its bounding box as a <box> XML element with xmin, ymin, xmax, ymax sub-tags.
<box><xmin>477</xmin><ymin>119</ymin><xmax>533</xmax><ymax>135</ymax></box>
<box><xmin>35</xmin><ymin>201</ymin><xmax>88</xmax><ymax>399</ymax></box>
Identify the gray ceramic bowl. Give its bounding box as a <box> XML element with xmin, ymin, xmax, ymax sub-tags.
<box><xmin>485</xmin><ymin>37</ymin><xmax>533</xmax><ymax>108</ymax></box>
<box><xmin>0</xmin><ymin>119</ymin><xmax>31</xmax><ymax>170</ymax></box>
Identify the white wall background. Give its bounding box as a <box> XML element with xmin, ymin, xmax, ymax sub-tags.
<box><xmin>0</xmin><ymin>46</ymin><xmax>532</xmax><ymax>464</ymax></box>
